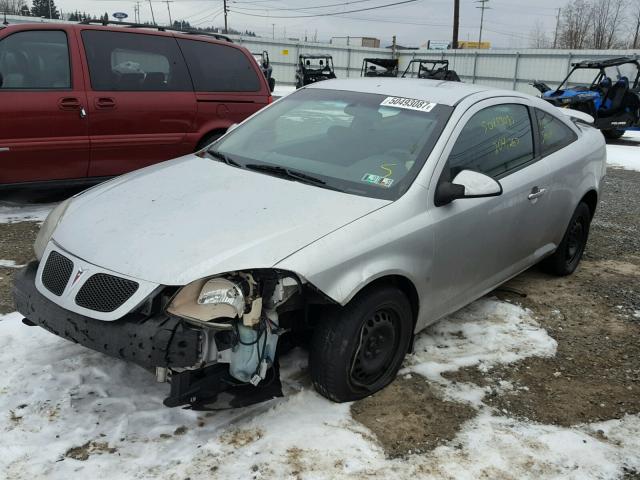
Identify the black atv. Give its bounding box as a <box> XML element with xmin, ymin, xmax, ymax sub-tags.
<box><xmin>361</xmin><ymin>58</ymin><xmax>399</xmax><ymax>77</ymax></box>
<box><xmin>295</xmin><ymin>54</ymin><xmax>336</xmax><ymax>88</ymax></box>
<box><xmin>252</xmin><ymin>50</ymin><xmax>276</xmax><ymax>93</ymax></box>
<box><xmin>532</xmin><ymin>57</ymin><xmax>640</xmax><ymax>139</ymax></box>
<box><xmin>401</xmin><ymin>59</ymin><xmax>461</xmax><ymax>82</ymax></box>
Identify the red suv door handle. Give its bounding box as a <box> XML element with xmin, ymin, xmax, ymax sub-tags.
<box><xmin>95</xmin><ymin>97</ymin><xmax>116</xmax><ymax>109</ymax></box>
<box><xmin>58</xmin><ymin>97</ymin><xmax>82</xmax><ymax>110</ymax></box>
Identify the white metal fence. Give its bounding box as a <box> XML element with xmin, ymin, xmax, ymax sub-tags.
<box><xmin>231</xmin><ymin>35</ymin><xmax>639</xmax><ymax>96</ymax></box>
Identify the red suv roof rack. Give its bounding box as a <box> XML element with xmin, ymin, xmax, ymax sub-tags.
<box><xmin>78</xmin><ymin>19</ymin><xmax>233</xmax><ymax>43</ymax></box>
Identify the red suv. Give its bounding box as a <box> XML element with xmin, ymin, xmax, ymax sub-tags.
<box><xmin>0</xmin><ymin>22</ymin><xmax>272</xmax><ymax>187</ymax></box>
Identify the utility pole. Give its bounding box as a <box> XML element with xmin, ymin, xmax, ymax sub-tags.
<box><xmin>48</xmin><ymin>0</ymin><xmax>52</xmax><ymax>19</ymax></box>
<box><xmin>223</xmin><ymin>0</ymin><xmax>228</xmax><ymax>34</ymax></box>
<box><xmin>148</xmin><ymin>0</ymin><xmax>156</xmax><ymax>25</ymax></box>
<box><xmin>475</xmin><ymin>0</ymin><xmax>490</xmax><ymax>46</ymax></box>
<box><xmin>452</xmin><ymin>0</ymin><xmax>460</xmax><ymax>49</ymax></box>
<box><xmin>163</xmin><ymin>0</ymin><xmax>173</xmax><ymax>25</ymax></box>
<box><xmin>553</xmin><ymin>7</ymin><xmax>561</xmax><ymax>48</ymax></box>
<box><xmin>272</xmin><ymin>23</ymin><xmax>275</xmax><ymax>39</ymax></box>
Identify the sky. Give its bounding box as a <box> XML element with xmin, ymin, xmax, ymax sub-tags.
<box><xmin>50</xmin><ymin>0</ymin><xmax>564</xmax><ymax>48</ymax></box>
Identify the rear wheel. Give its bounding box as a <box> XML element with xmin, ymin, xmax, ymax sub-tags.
<box><xmin>602</xmin><ymin>128</ymin><xmax>625</xmax><ymax>140</ymax></box>
<box><xmin>542</xmin><ymin>202</ymin><xmax>591</xmax><ymax>276</ymax></box>
<box><xmin>310</xmin><ymin>286</ymin><xmax>413</xmax><ymax>402</ymax></box>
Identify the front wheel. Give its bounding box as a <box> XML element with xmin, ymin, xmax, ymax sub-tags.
<box><xmin>310</xmin><ymin>286</ymin><xmax>413</xmax><ymax>402</ymax></box>
<box><xmin>602</xmin><ymin>128</ymin><xmax>625</xmax><ymax>140</ymax></box>
<box><xmin>542</xmin><ymin>202</ymin><xmax>591</xmax><ymax>276</ymax></box>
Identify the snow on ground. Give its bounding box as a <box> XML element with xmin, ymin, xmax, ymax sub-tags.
<box><xmin>272</xmin><ymin>84</ymin><xmax>297</xmax><ymax>98</ymax></box>
<box><xmin>606</xmin><ymin>130</ymin><xmax>640</xmax><ymax>172</ymax></box>
<box><xmin>1</xmin><ymin>299</ymin><xmax>638</xmax><ymax>479</ymax></box>
<box><xmin>0</xmin><ymin>260</ymin><xmax>24</xmax><ymax>268</ymax></box>
<box><xmin>0</xmin><ymin>202</ymin><xmax>55</xmax><ymax>224</ymax></box>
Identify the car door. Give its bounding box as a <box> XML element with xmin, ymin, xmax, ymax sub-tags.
<box><xmin>176</xmin><ymin>38</ymin><xmax>270</xmax><ymax>135</ymax></box>
<box><xmin>0</xmin><ymin>27</ymin><xmax>89</xmax><ymax>185</ymax></box>
<box><xmin>79</xmin><ymin>29</ymin><xmax>196</xmax><ymax>177</ymax></box>
<box><xmin>427</xmin><ymin>99</ymin><xmax>557</xmax><ymax>319</ymax></box>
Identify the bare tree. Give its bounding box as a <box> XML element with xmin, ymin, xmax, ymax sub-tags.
<box><xmin>0</xmin><ymin>0</ymin><xmax>27</xmax><ymax>15</ymax></box>
<box><xmin>558</xmin><ymin>0</ymin><xmax>594</xmax><ymax>48</ymax></box>
<box><xmin>590</xmin><ymin>0</ymin><xmax>626</xmax><ymax>48</ymax></box>
<box><xmin>529</xmin><ymin>19</ymin><xmax>552</xmax><ymax>48</ymax></box>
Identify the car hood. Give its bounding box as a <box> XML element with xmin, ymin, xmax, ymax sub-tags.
<box><xmin>53</xmin><ymin>155</ymin><xmax>390</xmax><ymax>285</ymax></box>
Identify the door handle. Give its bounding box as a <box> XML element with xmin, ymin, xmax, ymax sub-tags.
<box><xmin>58</xmin><ymin>97</ymin><xmax>82</xmax><ymax>110</ymax></box>
<box><xmin>528</xmin><ymin>186</ymin><xmax>547</xmax><ymax>201</ymax></box>
<box><xmin>95</xmin><ymin>97</ymin><xmax>116</xmax><ymax>109</ymax></box>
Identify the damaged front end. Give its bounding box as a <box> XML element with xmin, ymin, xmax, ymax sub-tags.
<box><xmin>13</xmin><ymin>262</ymin><xmax>317</xmax><ymax>410</ymax></box>
<box><xmin>162</xmin><ymin>269</ymin><xmax>304</xmax><ymax>408</ymax></box>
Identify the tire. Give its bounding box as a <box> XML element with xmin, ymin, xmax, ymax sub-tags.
<box><xmin>602</xmin><ymin>128</ymin><xmax>625</xmax><ymax>140</ymax></box>
<box><xmin>542</xmin><ymin>202</ymin><xmax>591</xmax><ymax>276</ymax></box>
<box><xmin>310</xmin><ymin>285</ymin><xmax>413</xmax><ymax>402</ymax></box>
<box><xmin>195</xmin><ymin>131</ymin><xmax>224</xmax><ymax>151</ymax></box>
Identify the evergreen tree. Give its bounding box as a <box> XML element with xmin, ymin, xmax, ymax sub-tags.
<box><xmin>31</xmin><ymin>0</ymin><xmax>59</xmax><ymax>19</ymax></box>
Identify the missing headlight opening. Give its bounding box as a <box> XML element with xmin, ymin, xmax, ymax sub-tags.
<box><xmin>162</xmin><ymin>269</ymin><xmax>308</xmax><ymax>409</ymax></box>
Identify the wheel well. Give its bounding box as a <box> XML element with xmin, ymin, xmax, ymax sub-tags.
<box><xmin>580</xmin><ymin>190</ymin><xmax>598</xmax><ymax>219</ymax></box>
<box><xmin>359</xmin><ymin>275</ymin><xmax>420</xmax><ymax>328</ymax></box>
<box><xmin>196</xmin><ymin>128</ymin><xmax>227</xmax><ymax>151</ymax></box>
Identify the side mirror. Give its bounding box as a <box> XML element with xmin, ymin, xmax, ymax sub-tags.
<box><xmin>434</xmin><ymin>170</ymin><xmax>503</xmax><ymax>206</ymax></box>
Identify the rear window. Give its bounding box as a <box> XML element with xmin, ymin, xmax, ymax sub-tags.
<box><xmin>81</xmin><ymin>30</ymin><xmax>191</xmax><ymax>91</ymax></box>
<box><xmin>0</xmin><ymin>30</ymin><xmax>70</xmax><ymax>89</ymax></box>
<box><xmin>178</xmin><ymin>39</ymin><xmax>260</xmax><ymax>92</ymax></box>
<box><xmin>535</xmin><ymin>109</ymin><xmax>578</xmax><ymax>156</ymax></box>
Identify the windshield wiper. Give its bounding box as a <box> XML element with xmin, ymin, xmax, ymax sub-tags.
<box><xmin>207</xmin><ymin>149</ymin><xmax>242</xmax><ymax>168</ymax></box>
<box><xmin>245</xmin><ymin>164</ymin><xmax>327</xmax><ymax>186</ymax></box>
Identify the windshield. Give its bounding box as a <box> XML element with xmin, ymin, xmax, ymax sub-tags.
<box><xmin>212</xmin><ymin>88</ymin><xmax>453</xmax><ymax>200</ymax></box>
<box><xmin>604</xmin><ymin>63</ymin><xmax>639</xmax><ymax>84</ymax></box>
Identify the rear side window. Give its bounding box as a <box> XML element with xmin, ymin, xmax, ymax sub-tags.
<box><xmin>178</xmin><ymin>39</ymin><xmax>260</xmax><ymax>92</ymax></box>
<box><xmin>535</xmin><ymin>109</ymin><xmax>578</xmax><ymax>156</ymax></box>
<box><xmin>446</xmin><ymin>104</ymin><xmax>534</xmax><ymax>180</ymax></box>
<box><xmin>0</xmin><ymin>30</ymin><xmax>70</xmax><ymax>89</ymax></box>
<box><xmin>81</xmin><ymin>30</ymin><xmax>191</xmax><ymax>91</ymax></box>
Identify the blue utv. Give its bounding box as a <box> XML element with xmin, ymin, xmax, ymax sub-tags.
<box><xmin>532</xmin><ymin>57</ymin><xmax>640</xmax><ymax>139</ymax></box>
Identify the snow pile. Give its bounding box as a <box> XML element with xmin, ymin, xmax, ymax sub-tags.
<box><xmin>406</xmin><ymin>298</ymin><xmax>557</xmax><ymax>405</ymax></box>
<box><xmin>0</xmin><ymin>202</ymin><xmax>55</xmax><ymax>224</ymax></box>
<box><xmin>0</xmin><ymin>299</ymin><xmax>637</xmax><ymax>479</ymax></box>
<box><xmin>606</xmin><ymin>130</ymin><xmax>640</xmax><ymax>172</ymax></box>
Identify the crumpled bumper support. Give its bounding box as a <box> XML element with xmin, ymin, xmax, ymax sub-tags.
<box><xmin>12</xmin><ymin>262</ymin><xmax>202</xmax><ymax>369</ymax></box>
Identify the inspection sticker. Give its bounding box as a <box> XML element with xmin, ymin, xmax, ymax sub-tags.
<box><xmin>380</xmin><ymin>96</ymin><xmax>436</xmax><ymax>113</ymax></box>
<box><xmin>362</xmin><ymin>173</ymin><xmax>394</xmax><ymax>188</ymax></box>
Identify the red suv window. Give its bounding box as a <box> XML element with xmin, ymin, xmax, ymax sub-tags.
<box><xmin>81</xmin><ymin>30</ymin><xmax>192</xmax><ymax>91</ymax></box>
<box><xmin>178</xmin><ymin>39</ymin><xmax>260</xmax><ymax>92</ymax></box>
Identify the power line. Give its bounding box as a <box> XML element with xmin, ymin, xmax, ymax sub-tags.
<box><xmin>229</xmin><ymin>0</ymin><xmax>417</xmax><ymax>19</ymax></box>
<box><xmin>228</xmin><ymin>0</ymin><xmax>380</xmax><ymax>11</ymax></box>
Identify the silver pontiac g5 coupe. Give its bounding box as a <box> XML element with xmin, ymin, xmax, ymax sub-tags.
<box><xmin>14</xmin><ymin>79</ymin><xmax>606</xmax><ymax>407</ymax></box>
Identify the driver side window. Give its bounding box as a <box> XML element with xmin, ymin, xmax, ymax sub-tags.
<box><xmin>445</xmin><ymin>104</ymin><xmax>534</xmax><ymax>181</ymax></box>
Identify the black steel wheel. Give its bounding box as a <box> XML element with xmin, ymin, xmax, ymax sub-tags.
<box><xmin>310</xmin><ymin>285</ymin><xmax>413</xmax><ymax>402</ymax></box>
<box><xmin>542</xmin><ymin>201</ymin><xmax>591</xmax><ymax>276</ymax></box>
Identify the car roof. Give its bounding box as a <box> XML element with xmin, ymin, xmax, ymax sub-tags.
<box><xmin>306</xmin><ymin>78</ymin><xmax>515</xmax><ymax>107</ymax></box>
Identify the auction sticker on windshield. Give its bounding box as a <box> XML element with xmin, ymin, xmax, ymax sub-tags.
<box><xmin>362</xmin><ymin>173</ymin><xmax>394</xmax><ymax>188</ymax></box>
<box><xmin>380</xmin><ymin>96</ymin><xmax>436</xmax><ymax>113</ymax></box>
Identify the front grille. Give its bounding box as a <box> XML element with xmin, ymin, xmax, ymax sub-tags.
<box><xmin>75</xmin><ymin>273</ymin><xmax>139</xmax><ymax>313</ymax></box>
<box><xmin>41</xmin><ymin>251</ymin><xmax>74</xmax><ymax>296</ymax></box>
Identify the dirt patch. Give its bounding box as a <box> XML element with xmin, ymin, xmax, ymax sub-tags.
<box><xmin>0</xmin><ymin>221</ymin><xmax>39</xmax><ymax>314</ymax></box>
<box><xmin>286</xmin><ymin>446</ymin><xmax>305</xmax><ymax>480</ymax></box>
<box><xmin>351</xmin><ymin>375</ymin><xmax>477</xmax><ymax>458</ymax></box>
<box><xmin>444</xmin><ymin>259</ymin><xmax>640</xmax><ymax>427</ymax></box>
<box><xmin>65</xmin><ymin>440</ymin><xmax>117</xmax><ymax>461</ymax></box>
<box><xmin>221</xmin><ymin>427</ymin><xmax>263</xmax><ymax>448</ymax></box>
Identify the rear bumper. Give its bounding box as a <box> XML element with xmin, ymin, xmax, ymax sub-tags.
<box><xmin>12</xmin><ymin>262</ymin><xmax>203</xmax><ymax>369</ymax></box>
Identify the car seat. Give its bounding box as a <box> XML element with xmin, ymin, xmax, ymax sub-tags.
<box><xmin>599</xmin><ymin>77</ymin><xmax>629</xmax><ymax>116</ymax></box>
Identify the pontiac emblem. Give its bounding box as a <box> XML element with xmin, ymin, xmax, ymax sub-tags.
<box><xmin>71</xmin><ymin>268</ymin><xmax>85</xmax><ymax>286</ymax></box>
